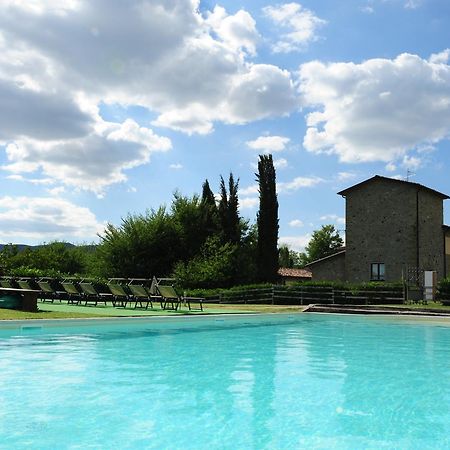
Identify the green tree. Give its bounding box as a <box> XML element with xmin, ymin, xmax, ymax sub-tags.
<box><xmin>279</xmin><ymin>245</ymin><xmax>294</xmax><ymax>268</ymax></box>
<box><xmin>173</xmin><ymin>236</ymin><xmax>238</xmax><ymax>288</ymax></box>
<box><xmin>0</xmin><ymin>244</ymin><xmax>19</xmax><ymax>274</ymax></box>
<box><xmin>218</xmin><ymin>173</ymin><xmax>241</xmax><ymax>244</ymax></box>
<box><xmin>303</xmin><ymin>224</ymin><xmax>344</xmax><ymax>263</ymax></box>
<box><xmin>171</xmin><ymin>192</ymin><xmax>205</xmax><ymax>261</ymax></box>
<box><xmin>98</xmin><ymin>208</ymin><xmax>180</xmax><ymax>277</ymax></box>
<box><xmin>256</xmin><ymin>154</ymin><xmax>279</xmax><ymax>282</ymax></box>
<box><xmin>5</xmin><ymin>242</ymin><xmax>90</xmax><ymax>275</ymax></box>
<box><xmin>200</xmin><ymin>179</ymin><xmax>219</xmax><ymax>237</ymax></box>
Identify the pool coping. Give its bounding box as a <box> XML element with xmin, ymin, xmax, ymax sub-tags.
<box><xmin>0</xmin><ymin>311</ymin><xmax>307</xmax><ymax>330</ymax></box>
<box><xmin>305</xmin><ymin>304</ymin><xmax>450</xmax><ymax>317</ymax></box>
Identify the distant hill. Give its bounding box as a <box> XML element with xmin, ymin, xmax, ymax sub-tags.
<box><xmin>0</xmin><ymin>243</ymin><xmax>77</xmax><ymax>251</ymax></box>
<box><xmin>0</xmin><ymin>244</ymin><xmax>32</xmax><ymax>251</ymax></box>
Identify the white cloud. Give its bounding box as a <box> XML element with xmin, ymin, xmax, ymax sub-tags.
<box><xmin>361</xmin><ymin>0</ymin><xmax>422</xmax><ymax>13</ymax></box>
<box><xmin>385</xmin><ymin>162</ymin><xmax>397</xmax><ymax>172</ymax></box>
<box><xmin>429</xmin><ymin>49</ymin><xmax>450</xmax><ymax>64</ymax></box>
<box><xmin>0</xmin><ymin>196</ymin><xmax>104</xmax><ymax>241</ymax></box>
<box><xmin>263</xmin><ymin>3</ymin><xmax>326</xmax><ymax>53</ymax></box>
<box><xmin>152</xmin><ymin>107</ymin><xmax>214</xmax><ymax>135</ymax></box>
<box><xmin>320</xmin><ymin>214</ymin><xmax>345</xmax><ymax>225</ymax></box>
<box><xmin>0</xmin><ymin>79</ymin><xmax>93</xmax><ymax>141</ymax></box>
<box><xmin>273</xmin><ymin>158</ymin><xmax>288</xmax><ymax>169</ymax></box>
<box><xmin>404</xmin><ymin>0</ymin><xmax>421</xmax><ymax>9</ymax></box>
<box><xmin>224</xmin><ymin>64</ymin><xmax>298</xmax><ymax>124</ymax></box>
<box><xmin>0</xmin><ymin>1</ymin><xmax>300</xmax><ymax>195</ymax></box>
<box><xmin>360</xmin><ymin>5</ymin><xmax>375</xmax><ymax>14</ymax></box>
<box><xmin>300</xmin><ymin>52</ymin><xmax>450</xmax><ymax>164</ymax></box>
<box><xmin>401</xmin><ymin>155</ymin><xmax>422</xmax><ymax>170</ymax></box>
<box><xmin>205</xmin><ymin>6</ymin><xmax>259</xmax><ymax>56</ymax></box>
<box><xmin>239</xmin><ymin>184</ymin><xmax>259</xmax><ymax>196</ymax></box>
<box><xmin>278</xmin><ymin>176</ymin><xmax>324</xmax><ymax>193</ymax></box>
<box><xmin>279</xmin><ymin>234</ymin><xmax>311</xmax><ymax>252</ymax></box>
<box><xmin>246</xmin><ymin>135</ymin><xmax>290</xmax><ymax>152</ymax></box>
<box><xmin>0</xmin><ymin>1</ymin><xmax>298</xmax><ymax>140</ymax></box>
<box><xmin>169</xmin><ymin>163</ymin><xmax>183</xmax><ymax>170</ymax></box>
<box><xmin>47</xmin><ymin>186</ymin><xmax>65</xmax><ymax>196</ymax></box>
<box><xmin>336</xmin><ymin>171</ymin><xmax>357</xmax><ymax>182</ymax></box>
<box><xmin>2</xmin><ymin>117</ymin><xmax>171</xmax><ymax>194</ymax></box>
<box><xmin>289</xmin><ymin>219</ymin><xmax>304</xmax><ymax>227</ymax></box>
<box><xmin>240</xmin><ymin>197</ymin><xmax>259</xmax><ymax>209</ymax></box>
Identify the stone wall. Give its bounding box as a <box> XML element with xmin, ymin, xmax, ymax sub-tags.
<box><xmin>417</xmin><ymin>190</ymin><xmax>445</xmax><ymax>279</ymax></box>
<box><xmin>445</xmin><ymin>231</ymin><xmax>450</xmax><ymax>278</ymax></box>
<box><xmin>308</xmin><ymin>251</ymin><xmax>346</xmax><ymax>282</ymax></box>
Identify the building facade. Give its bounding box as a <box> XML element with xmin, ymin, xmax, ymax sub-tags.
<box><xmin>307</xmin><ymin>176</ymin><xmax>450</xmax><ymax>282</ymax></box>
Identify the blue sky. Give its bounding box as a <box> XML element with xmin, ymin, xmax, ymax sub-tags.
<box><xmin>0</xmin><ymin>0</ymin><xmax>449</xmax><ymax>250</ymax></box>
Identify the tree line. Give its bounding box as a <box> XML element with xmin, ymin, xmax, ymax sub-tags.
<box><xmin>0</xmin><ymin>155</ymin><xmax>283</xmax><ymax>288</ymax></box>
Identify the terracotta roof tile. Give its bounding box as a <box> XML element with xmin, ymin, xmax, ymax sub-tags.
<box><xmin>278</xmin><ymin>268</ymin><xmax>312</xmax><ymax>278</ymax></box>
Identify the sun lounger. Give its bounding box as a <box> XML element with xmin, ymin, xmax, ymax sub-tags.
<box><xmin>37</xmin><ymin>280</ymin><xmax>63</xmax><ymax>303</ymax></box>
<box><xmin>79</xmin><ymin>282</ymin><xmax>112</xmax><ymax>307</ymax></box>
<box><xmin>107</xmin><ymin>283</ymin><xmax>132</xmax><ymax>308</ymax></box>
<box><xmin>0</xmin><ymin>279</ymin><xmax>15</xmax><ymax>289</ymax></box>
<box><xmin>17</xmin><ymin>279</ymin><xmax>33</xmax><ymax>290</ymax></box>
<box><xmin>157</xmin><ymin>285</ymin><xmax>203</xmax><ymax>311</ymax></box>
<box><xmin>60</xmin><ymin>281</ymin><xmax>82</xmax><ymax>305</ymax></box>
<box><xmin>128</xmin><ymin>284</ymin><xmax>161</xmax><ymax>309</ymax></box>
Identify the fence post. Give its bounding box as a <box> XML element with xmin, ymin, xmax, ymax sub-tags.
<box><xmin>300</xmin><ymin>286</ymin><xmax>303</xmax><ymax>306</ymax></box>
<box><xmin>272</xmin><ymin>285</ymin><xmax>275</xmax><ymax>305</ymax></box>
<box><xmin>332</xmin><ymin>288</ymin><xmax>335</xmax><ymax>304</ymax></box>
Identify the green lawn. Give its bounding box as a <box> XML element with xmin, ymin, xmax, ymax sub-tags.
<box><xmin>0</xmin><ymin>309</ymin><xmax>107</xmax><ymax>320</ymax></box>
<box><xmin>0</xmin><ymin>302</ymin><xmax>308</xmax><ymax>320</ymax></box>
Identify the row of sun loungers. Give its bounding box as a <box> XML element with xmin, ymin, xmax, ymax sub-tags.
<box><xmin>0</xmin><ymin>278</ymin><xmax>203</xmax><ymax>311</ymax></box>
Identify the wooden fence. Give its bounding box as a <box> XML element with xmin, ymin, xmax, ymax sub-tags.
<box><xmin>204</xmin><ymin>285</ymin><xmax>404</xmax><ymax>305</ymax></box>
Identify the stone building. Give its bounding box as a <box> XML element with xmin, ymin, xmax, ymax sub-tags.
<box><xmin>306</xmin><ymin>175</ymin><xmax>450</xmax><ymax>282</ymax></box>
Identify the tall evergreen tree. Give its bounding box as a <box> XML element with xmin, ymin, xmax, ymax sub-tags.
<box><xmin>256</xmin><ymin>154</ymin><xmax>279</xmax><ymax>282</ymax></box>
<box><xmin>218</xmin><ymin>176</ymin><xmax>228</xmax><ymax>241</ymax></box>
<box><xmin>218</xmin><ymin>174</ymin><xmax>241</xmax><ymax>244</ymax></box>
<box><xmin>201</xmin><ymin>179</ymin><xmax>216</xmax><ymax>208</ymax></box>
<box><xmin>200</xmin><ymin>179</ymin><xmax>219</xmax><ymax>237</ymax></box>
<box><xmin>227</xmin><ymin>173</ymin><xmax>241</xmax><ymax>244</ymax></box>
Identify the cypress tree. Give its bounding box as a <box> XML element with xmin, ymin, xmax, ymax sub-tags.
<box><xmin>200</xmin><ymin>179</ymin><xmax>219</xmax><ymax>238</ymax></box>
<box><xmin>256</xmin><ymin>154</ymin><xmax>279</xmax><ymax>282</ymax></box>
<box><xmin>218</xmin><ymin>176</ymin><xmax>229</xmax><ymax>242</ymax></box>
<box><xmin>218</xmin><ymin>173</ymin><xmax>241</xmax><ymax>244</ymax></box>
<box><xmin>227</xmin><ymin>173</ymin><xmax>240</xmax><ymax>244</ymax></box>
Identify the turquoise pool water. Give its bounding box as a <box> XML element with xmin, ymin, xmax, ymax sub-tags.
<box><xmin>1</xmin><ymin>314</ymin><xmax>450</xmax><ymax>449</ymax></box>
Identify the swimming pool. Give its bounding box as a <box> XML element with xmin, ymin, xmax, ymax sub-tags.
<box><xmin>1</xmin><ymin>313</ymin><xmax>450</xmax><ymax>449</ymax></box>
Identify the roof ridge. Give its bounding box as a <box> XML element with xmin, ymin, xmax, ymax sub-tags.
<box><xmin>337</xmin><ymin>175</ymin><xmax>449</xmax><ymax>199</ymax></box>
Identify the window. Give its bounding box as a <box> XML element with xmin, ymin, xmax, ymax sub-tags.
<box><xmin>371</xmin><ymin>263</ymin><xmax>385</xmax><ymax>281</ymax></box>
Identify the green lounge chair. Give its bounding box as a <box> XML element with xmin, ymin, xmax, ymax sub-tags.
<box><xmin>17</xmin><ymin>280</ymin><xmax>33</xmax><ymax>290</ymax></box>
<box><xmin>60</xmin><ymin>281</ymin><xmax>82</xmax><ymax>305</ymax></box>
<box><xmin>107</xmin><ymin>283</ymin><xmax>131</xmax><ymax>308</ymax></box>
<box><xmin>37</xmin><ymin>280</ymin><xmax>63</xmax><ymax>303</ymax></box>
<box><xmin>128</xmin><ymin>284</ymin><xmax>160</xmax><ymax>309</ymax></box>
<box><xmin>157</xmin><ymin>285</ymin><xmax>204</xmax><ymax>311</ymax></box>
<box><xmin>0</xmin><ymin>279</ymin><xmax>14</xmax><ymax>289</ymax></box>
<box><xmin>79</xmin><ymin>282</ymin><xmax>112</xmax><ymax>307</ymax></box>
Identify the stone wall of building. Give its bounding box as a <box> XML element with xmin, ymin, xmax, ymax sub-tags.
<box><xmin>417</xmin><ymin>190</ymin><xmax>445</xmax><ymax>279</ymax></box>
<box><xmin>308</xmin><ymin>251</ymin><xmax>346</xmax><ymax>282</ymax></box>
<box><xmin>445</xmin><ymin>230</ymin><xmax>450</xmax><ymax>278</ymax></box>
<box><xmin>345</xmin><ymin>179</ymin><xmax>419</xmax><ymax>282</ymax></box>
